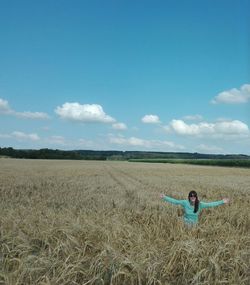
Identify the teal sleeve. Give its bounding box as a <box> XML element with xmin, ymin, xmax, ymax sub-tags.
<box><xmin>163</xmin><ymin>196</ymin><xmax>186</xmax><ymax>206</ymax></box>
<box><xmin>200</xmin><ymin>200</ymin><xmax>224</xmax><ymax>209</ymax></box>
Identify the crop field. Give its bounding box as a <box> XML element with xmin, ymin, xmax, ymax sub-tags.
<box><xmin>0</xmin><ymin>159</ymin><xmax>249</xmax><ymax>285</ymax></box>
<box><xmin>129</xmin><ymin>158</ymin><xmax>250</xmax><ymax>168</ymax></box>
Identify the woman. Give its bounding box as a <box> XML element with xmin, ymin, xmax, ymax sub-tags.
<box><xmin>160</xmin><ymin>191</ymin><xmax>229</xmax><ymax>225</ymax></box>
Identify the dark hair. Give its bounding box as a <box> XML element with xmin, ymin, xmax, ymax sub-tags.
<box><xmin>188</xmin><ymin>191</ymin><xmax>199</xmax><ymax>213</ymax></box>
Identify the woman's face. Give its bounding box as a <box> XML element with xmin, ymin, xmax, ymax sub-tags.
<box><xmin>189</xmin><ymin>193</ymin><xmax>197</xmax><ymax>203</ymax></box>
<box><xmin>189</xmin><ymin>196</ymin><xmax>196</xmax><ymax>203</ymax></box>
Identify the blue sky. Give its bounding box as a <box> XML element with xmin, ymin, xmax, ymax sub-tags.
<box><xmin>0</xmin><ymin>0</ymin><xmax>250</xmax><ymax>154</ymax></box>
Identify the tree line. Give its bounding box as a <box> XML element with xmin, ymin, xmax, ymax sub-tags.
<box><xmin>0</xmin><ymin>147</ymin><xmax>249</xmax><ymax>161</ymax></box>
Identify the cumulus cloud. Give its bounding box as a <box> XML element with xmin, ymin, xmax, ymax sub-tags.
<box><xmin>169</xmin><ymin>119</ymin><xmax>249</xmax><ymax>138</ymax></box>
<box><xmin>109</xmin><ymin>135</ymin><xmax>184</xmax><ymax>150</ymax></box>
<box><xmin>214</xmin><ymin>120</ymin><xmax>249</xmax><ymax>134</ymax></box>
<box><xmin>170</xmin><ymin>120</ymin><xmax>214</xmax><ymax>136</ymax></box>
<box><xmin>112</xmin><ymin>122</ymin><xmax>127</xmax><ymax>130</ymax></box>
<box><xmin>211</xmin><ymin>84</ymin><xmax>250</xmax><ymax>104</ymax></box>
<box><xmin>141</xmin><ymin>114</ymin><xmax>161</xmax><ymax>124</ymax></box>
<box><xmin>0</xmin><ymin>98</ymin><xmax>50</xmax><ymax>119</ymax></box>
<box><xmin>12</xmin><ymin>131</ymin><xmax>40</xmax><ymax>141</ymax></box>
<box><xmin>55</xmin><ymin>102</ymin><xmax>115</xmax><ymax>123</ymax></box>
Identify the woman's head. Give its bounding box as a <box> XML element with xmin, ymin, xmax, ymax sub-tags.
<box><xmin>188</xmin><ymin>190</ymin><xmax>198</xmax><ymax>202</ymax></box>
<box><xmin>188</xmin><ymin>191</ymin><xmax>199</xmax><ymax>213</ymax></box>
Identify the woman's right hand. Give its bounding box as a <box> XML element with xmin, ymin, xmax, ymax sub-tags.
<box><xmin>223</xmin><ymin>198</ymin><xmax>230</xmax><ymax>204</ymax></box>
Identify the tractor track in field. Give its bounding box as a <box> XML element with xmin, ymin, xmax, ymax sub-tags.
<box><xmin>104</xmin><ymin>164</ymin><xmax>148</xmax><ymax>191</ymax></box>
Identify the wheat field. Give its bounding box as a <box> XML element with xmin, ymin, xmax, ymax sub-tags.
<box><xmin>0</xmin><ymin>158</ymin><xmax>249</xmax><ymax>285</ymax></box>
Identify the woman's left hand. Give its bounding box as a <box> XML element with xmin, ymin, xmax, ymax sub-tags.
<box><xmin>160</xmin><ymin>194</ymin><xmax>165</xmax><ymax>199</ymax></box>
<box><xmin>223</xmin><ymin>198</ymin><xmax>230</xmax><ymax>204</ymax></box>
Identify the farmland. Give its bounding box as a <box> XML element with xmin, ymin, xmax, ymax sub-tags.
<box><xmin>0</xmin><ymin>159</ymin><xmax>249</xmax><ymax>285</ymax></box>
<box><xmin>129</xmin><ymin>158</ymin><xmax>250</xmax><ymax>168</ymax></box>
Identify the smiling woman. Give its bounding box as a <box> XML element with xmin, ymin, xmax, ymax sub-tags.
<box><xmin>160</xmin><ymin>191</ymin><xmax>230</xmax><ymax>226</ymax></box>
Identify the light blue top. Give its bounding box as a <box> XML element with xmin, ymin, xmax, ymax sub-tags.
<box><xmin>163</xmin><ymin>196</ymin><xmax>225</xmax><ymax>224</ymax></box>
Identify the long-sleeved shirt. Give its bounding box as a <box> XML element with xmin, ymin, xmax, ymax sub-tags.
<box><xmin>163</xmin><ymin>196</ymin><xmax>225</xmax><ymax>224</ymax></box>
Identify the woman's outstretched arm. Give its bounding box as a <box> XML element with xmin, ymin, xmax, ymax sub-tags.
<box><xmin>200</xmin><ymin>198</ymin><xmax>230</xmax><ymax>209</ymax></box>
<box><xmin>160</xmin><ymin>194</ymin><xmax>186</xmax><ymax>206</ymax></box>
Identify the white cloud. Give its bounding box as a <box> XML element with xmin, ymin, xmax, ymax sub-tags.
<box><xmin>141</xmin><ymin>114</ymin><xmax>161</xmax><ymax>124</ymax></box>
<box><xmin>15</xmin><ymin>111</ymin><xmax>50</xmax><ymax>120</ymax></box>
<box><xmin>109</xmin><ymin>135</ymin><xmax>184</xmax><ymax>150</ymax></box>
<box><xmin>0</xmin><ymin>98</ymin><xmax>12</xmax><ymax>114</ymax></box>
<box><xmin>12</xmin><ymin>131</ymin><xmax>40</xmax><ymax>141</ymax></box>
<box><xmin>55</xmin><ymin>102</ymin><xmax>115</xmax><ymax>123</ymax></box>
<box><xmin>183</xmin><ymin>114</ymin><xmax>203</xmax><ymax>121</ymax></box>
<box><xmin>112</xmin><ymin>122</ymin><xmax>127</xmax><ymax>130</ymax></box>
<box><xmin>169</xmin><ymin>119</ymin><xmax>249</xmax><ymax>138</ymax></box>
<box><xmin>0</xmin><ymin>98</ymin><xmax>50</xmax><ymax>119</ymax></box>
<box><xmin>170</xmin><ymin>120</ymin><xmax>214</xmax><ymax>136</ymax></box>
<box><xmin>214</xmin><ymin>120</ymin><xmax>249</xmax><ymax>135</ymax></box>
<box><xmin>109</xmin><ymin>136</ymin><xmax>145</xmax><ymax>146</ymax></box>
<box><xmin>211</xmin><ymin>84</ymin><xmax>250</xmax><ymax>104</ymax></box>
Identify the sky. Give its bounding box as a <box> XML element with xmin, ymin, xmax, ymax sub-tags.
<box><xmin>0</xmin><ymin>0</ymin><xmax>250</xmax><ymax>154</ymax></box>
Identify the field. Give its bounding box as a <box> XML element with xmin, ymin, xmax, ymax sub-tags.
<box><xmin>129</xmin><ymin>158</ymin><xmax>250</xmax><ymax>168</ymax></box>
<box><xmin>0</xmin><ymin>159</ymin><xmax>249</xmax><ymax>285</ymax></box>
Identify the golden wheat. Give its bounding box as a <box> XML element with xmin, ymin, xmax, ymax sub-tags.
<box><xmin>0</xmin><ymin>159</ymin><xmax>249</xmax><ymax>285</ymax></box>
